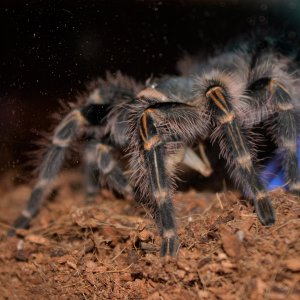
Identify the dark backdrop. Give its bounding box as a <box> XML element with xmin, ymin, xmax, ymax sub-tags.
<box><xmin>0</xmin><ymin>0</ymin><xmax>299</xmax><ymax>175</ymax></box>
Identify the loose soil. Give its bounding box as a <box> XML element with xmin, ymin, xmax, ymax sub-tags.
<box><xmin>0</xmin><ymin>171</ymin><xmax>299</xmax><ymax>300</ymax></box>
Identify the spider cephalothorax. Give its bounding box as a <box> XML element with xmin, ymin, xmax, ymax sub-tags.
<box><xmin>9</xmin><ymin>35</ymin><xmax>300</xmax><ymax>258</ymax></box>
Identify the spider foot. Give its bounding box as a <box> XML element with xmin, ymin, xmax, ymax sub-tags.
<box><xmin>160</xmin><ymin>235</ymin><xmax>179</xmax><ymax>257</ymax></box>
<box><xmin>290</xmin><ymin>183</ymin><xmax>300</xmax><ymax>197</ymax></box>
<box><xmin>7</xmin><ymin>215</ymin><xmax>30</xmax><ymax>236</ymax></box>
<box><xmin>290</xmin><ymin>190</ymin><xmax>300</xmax><ymax>197</ymax></box>
<box><xmin>7</xmin><ymin>228</ymin><xmax>16</xmax><ymax>237</ymax></box>
<box><xmin>85</xmin><ymin>195</ymin><xmax>96</xmax><ymax>205</ymax></box>
<box><xmin>255</xmin><ymin>197</ymin><xmax>276</xmax><ymax>226</ymax></box>
<box><xmin>85</xmin><ymin>193</ymin><xmax>97</xmax><ymax>204</ymax></box>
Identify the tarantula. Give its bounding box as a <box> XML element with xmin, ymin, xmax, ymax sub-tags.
<box><xmin>125</xmin><ymin>35</ymin><xmax>300</xmax><ymax>256</ymax></box>
<box><xmin>9</xmin><ymin>35</ymin><xmax>299</xmax><ymax>258</ymax></box>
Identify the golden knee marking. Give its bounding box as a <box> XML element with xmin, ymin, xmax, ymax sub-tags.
<box><xmin>218</xmin><ymin>111</ymin><xmax>236</xmax><ymax>124</ymax></box>
<box><xmin>53</xmin><ymin>110</ymin><xmax>86</xmax><ymax>146</ymax></box>
<box><xmin>143</xmin><ymin>136</ymin><xmax>161</xmax><ymax>150</ymax></box>
<box><xmin>52</xmin><ymin>136</ymin><xmax>72</xmax><ymax>147</ymax></box>
<box><xmin>153</xmin><ymin>189</ymin><xmax>168</xmax><ymax>203</ymax></box>
<box><xmin>282</xmin><ymin>139</ymin><xmax>297</xmax><ymax>152</ymax></box>
<box><xmin>66</xmin><ymin>110</ymin><xmax>87</xmax><ymax>126</ymax></box>
<box><xmin>21</xmin><ymin>209</ymin><xmax>32</xmax><ymax>218</ymax></box>
<box><xmin>277</xmin><ymin>102</ymin><xmax>294</xmax><ymax>111</ymax></box>
<box><xmin>256</xmin><ymin>191</ymin><xmax>268</xmax><ymax>201</ymax></box>
<box><xmin>163</xmin><ymin>229</ymin><xmax>176</xmax><ymax>239</ymax></box>
<box><xmin>236</xmin><ymin>154</ymin><xmax>252</xmax><ymax>170</ymax></box>
<box><xmin>36</xmin><ymin>179</ymin><xmax>49</xmax><ymax>188</ymax></box>
<box><xmin>88</xmin><ymin>88</ymin><xmax>102</xmax><ymax>104</ymax></box>
<box><xmin>96</xmin><ymin>143</ymin><xmax>111</xmax><ymax>153</ymax></box>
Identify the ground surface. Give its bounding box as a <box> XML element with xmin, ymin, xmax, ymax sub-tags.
<box><xmin>0</xmin><ymin>171</ymin><xmax>299</xmax><ymax>300</ymax></box>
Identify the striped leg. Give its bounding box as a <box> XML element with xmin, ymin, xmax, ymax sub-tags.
<box><xmin>132</xmin><ymin>89</ymin><xmax>207</xmax><ymax>256</ymax></box>
<box><xmin>95</xmin><ymin>143</ymin><xmax>132</xmax><ymax>196</ymax></box>
<box><xmin>8</xmin><ymin>102</ymin><xmax>112</xmax><ymax>234</ymax></box>
<box><xmin>268</xmin><ymin>80</ymin><xmax>300</xmax><ymax>195</ymax></box>
<box><xmin>8</xmin><ymin>109</ymin><xmax>87</xmax><ymax>234</ymax></box>
<box><xmin>84</xmin><ymin>138</ymin><xmax>132</xmax><ymax>203</ymax></box>
<box><xmin>248</xmin><ymin>77</ymin><xmax>300</xmax><ymax>195</ymax></box>
<box><xmin>140</xmin><ymin>108</ymin><xmax>178</xmax><ymax>256</ymax></box>
<box><xmin>83</xmin><ymin>138</ymin><xmax>101</xmax><ymax>203</ymax></box>
<box><xmin>206</xmin><ymin>86</ymin><xmax>276</xmax><ymax>225</ymax></box>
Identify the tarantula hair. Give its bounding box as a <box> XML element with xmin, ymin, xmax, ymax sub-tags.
<box><xmin>126</xmin><ymin>35</ymin><xmax>300</xmax><ymax>256</ymax></box>
<box><xmin>9</xmin><ymin>34</ymin><xmax>299</xmax><ymax>258</ymax></box>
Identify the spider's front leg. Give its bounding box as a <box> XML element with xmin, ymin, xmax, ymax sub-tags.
<box><xmin>140</xmin><ymin>107</ymin><xmax>178</xmax><ymax>256</ymax></box>
<box><xmin>130</xmin><ymin>88</ymin><xmax>207</xmax><ymax>256</ymax></box>
<box><xmin>8</xmin><ymin>109</ymin><xmax>87</xmax><ymax>234</ymax></box>
<box><xmin>203</xmin><ymin>83</ymin><xmax>276</xmax><ymax>225</ymax></box>
<box><xmin>95</xmin><ymin>142</ymin><xmax>132</xmax><ymax>196</ymax></box>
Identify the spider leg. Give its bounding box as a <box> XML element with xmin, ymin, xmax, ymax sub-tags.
<box><xmin>8</xmin><ymin>102</ymin><xmax>114</xmax><ymax>234</ymax></box>
<box><xmin>95</xmin><ymin>142</ymin><xmax>132</xmax><ymax>196</ymax></box>
<box><xmin>205</xmin><ymin>85</ymin><xmax>276</xmax><ymax>225</ymax></box>
<box><xmin>182</xmin><ymin>146</ymin><xmax>213</xmax><ymax>177</ymax></box>
<box><xmin>8</xmin><ymin>109</ymin><xmax>87</xmax><ymax>234</ymax></box>
<box><xmin>267</xmin><ymin>80</ymin><xmax>299</xmax><ymax>194</ymax></box>
<box><xmin>130</xmin><ymin>88</ymin><xmax>207</xmax><ymax>256</ymax></box>
<box><xmin>84</xmin><ymin>137</ymin><xmax>131</xmax><ymax>203</ymax></box>
<box><xmin>140</xmin><ymin>108</ymin><xmax>178</xmax><ymax>256</ymax></box>
<box><xmin>248</xmin><ymin>77</ymin><xmax>300</xmax><ymax>195</ymax></box>
<box><xmin>83</xmin><ymin>138</ymin><xmax>101</xmax><ymax>203</ymax></box>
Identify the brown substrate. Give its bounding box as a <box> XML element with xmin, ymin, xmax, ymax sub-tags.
<box><xmin>0</xmin><ymin>171</ymin><xmax>299</xmax><ymax>299</ymax></box>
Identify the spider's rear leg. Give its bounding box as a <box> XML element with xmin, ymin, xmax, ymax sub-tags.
<box><xmin>84</xmin><ymin>138</ymin><xmax>131</xmax><ymax>204</ymax></box>
<box><xmin>95</xmin><ymin>142</ymin><xmax>132</xmax><ymax>197</ymax></box>
<box><xmin>206</xmin><ymin>85</ymin><xmax>276</xmax><ymax>225</ymax></box>
<box><xmin>83</xmin><ymin>138</ymin><xmax>101</xmax><ymax>203</ymax></box>
<box><xmin>249</xmin><ymin>78</ymin><xmax>300</xmax><ymax>195</ymax></box>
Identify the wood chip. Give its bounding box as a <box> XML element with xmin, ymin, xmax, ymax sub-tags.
<box><xmin>219</xmin><ymin>224</ymin><xmax>243</xmax><ymax>258</ymax></box>
<box><xmin>25</xmin><ymin>234</ymin><xmax>50</xmax><ymax>246</ymax></box>
<box><xmin>283</xmin><ymin>258</ymin><xmax>300</xmax><ymax>271</ymax></box>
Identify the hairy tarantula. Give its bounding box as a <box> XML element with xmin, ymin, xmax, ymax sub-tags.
<box><xmin>9</xmin><ymin>35</ymin><xmax>300</xmax><ymax>257</ymax></box>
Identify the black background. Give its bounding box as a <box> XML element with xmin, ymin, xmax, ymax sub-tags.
<box><xmin>0</xmin><ymin>0</ymin><xmax>299</xmax><ymax>175</ymax></box>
